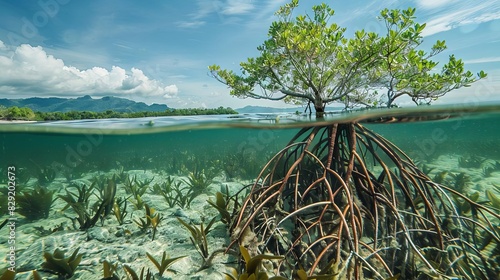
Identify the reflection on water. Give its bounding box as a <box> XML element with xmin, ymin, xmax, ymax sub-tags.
<box><xmin>0</xmin><ymin>103</ymin><xmax>499</xmax><ymax>279</ymax></box>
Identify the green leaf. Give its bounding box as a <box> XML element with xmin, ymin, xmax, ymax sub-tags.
<box><xmin>32</xmin><ymin>270</ymin><xmax>42</xmax><ymax>280</ymax></box>
<box><xmin>486</xmin><ymin>189</ymin><xmax>500</xmax><ymax>209</ymax></box>
<box><xmin>123</xmin><ymin>265</ymin><xmax>139</xmax><ymax>280</ymax></box>
<box><xmin>177</xmin><ymin>218</ymin><xmax>198</xmax><ymax>239</ymax></box>
<box><xmin>0</xmin><ymin>270</ymin><xmax>16</xmax><ymax>280</ymax></box>
<box><xmin>469</xmin><ymin>191</ymin><xmax>480</xmax><ymax>202</ymax></box>
<box><xmin>42</xmin><ymin>248</ymin><xmax>82</xmax><ymax>278</ymax></box>
<box><xmin>146</xmin><ymin>252</ymin><xmax>185</xmax><ymax>276</ymax></box>
<box><xmin>239</xmin><ymin>246</ymin><xmax>284</xmax><ymax>275</ymax></box>
<box><xmin>297</xmin><ymin>269</ymin><xmax>308</xmax><ymax>280</ymax></box>
<box><xmin>103</xmin><ymin>260</ymin><xmax>114</xmax><ymax>278</ymax></box>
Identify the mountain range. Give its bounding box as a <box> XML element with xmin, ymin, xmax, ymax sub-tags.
<box><xmin>0</xmin><ymin>95</ymin><xmax>169</xmax><ymax>112</ymax></box>
<box><xmin>0</xmin><ymin>95</ymin><xmax>345</xmax><ymax>114</ymax></box>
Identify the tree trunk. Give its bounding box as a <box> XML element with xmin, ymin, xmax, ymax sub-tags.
<box><xmin>314</xmin><ymin>101</ymin><xmax>325</xmax><ymax>118</ymax></box>
<box><xmin>386</xmin><ymin>97</ymin><xmax>394</xmax><ymax>108</ymax></box>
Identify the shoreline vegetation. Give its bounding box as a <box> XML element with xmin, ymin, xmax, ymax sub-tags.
<box><xmin>0</xmin><ymin>105</ymin><xmax>238</xmax><ymax>121</ymax></box>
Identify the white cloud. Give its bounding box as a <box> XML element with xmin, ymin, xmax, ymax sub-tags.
<box><xmin>222</xmin><ymin>0</ymin><xmax>254</xmax><ymax>15</ymax></box>
<box><xmin>420</xmin><ymin>1</ymin><xmax>500</xmax><ymax>36</ymax></box>
<box><xmin>417</xmin><ymin>0</ymin><xmax>456</xmax><ymax>10</ymax></box>
<box><xmin>179</xmin><ymin>0</ymin><xmax>256</xmax><ymax>28</ymax></box>
<box><xmin>164</xmin><ymin>85</ymin><xmax>179</xmax><ymax>95</ymax></box>
<box><xmin>0</xmin><ymin>40</ymin><xmax>7</xmax><ymax>50</ymax></box>
<box><xmin>464</xmin><ymin>57</ymin><xmax>500</xmax><ymax>64</ymax></box>
<box><xmin>176</xmin><ymin>20</ymin><xmax>206</xmax><ymax>28</ymax></box>
<box><xmin>0</xmin><ymin>43</ymin><xmax>178</xmax><ymax>99</ymax></box>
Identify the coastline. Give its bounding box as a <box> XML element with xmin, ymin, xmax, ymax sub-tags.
<box><xmin>0</xmin><ymin>120</ymin><xmax>38</xmax><ymax>124</ymax></box>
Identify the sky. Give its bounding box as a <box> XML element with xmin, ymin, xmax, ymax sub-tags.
<box><xmin>0</xmin><ymin>0</ymin><xmax>499</xmax><ymax>109</ymax></box>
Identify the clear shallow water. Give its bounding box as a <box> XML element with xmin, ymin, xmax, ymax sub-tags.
<box><xmin>2</xmin><ymin>103</ymin><xmax>500</xmax><ymax>169</ymax></box>
<box><xmin>1</xmin><ymin>103</ymin><xmax>500</xmax><ymax>279</ymax></box>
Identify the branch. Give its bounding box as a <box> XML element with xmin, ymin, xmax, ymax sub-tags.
<box><xmin>280</xmin><ymin>88</ymin><xmax>314</xmax><ymax>102</ymax></box>
<box><xmin>246</xmin><ymin>90</ymin><xmax>289</xmax><ymax>101</ymax></box>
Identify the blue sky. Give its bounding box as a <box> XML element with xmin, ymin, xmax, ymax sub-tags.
<box><xmin>0</xmin><ymin>0</ymin><xmax>499</xmax><ymax>109</ymax></box>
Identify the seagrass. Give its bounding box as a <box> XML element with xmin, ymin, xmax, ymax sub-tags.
<box><xmin>229</xmin><ymin>123</ymin><xmax>500</xmax><ymax>279</ymax></box>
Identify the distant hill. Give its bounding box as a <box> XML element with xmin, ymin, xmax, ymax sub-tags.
<box><xmin>236</xmin><ymin>105</ymin><xmax>344</xmax><ymax>114</ymax></box>
<box><xmin>0</xmin><ymin>95</ymin><xmax>169</xmax><ymax>112</ymax></box>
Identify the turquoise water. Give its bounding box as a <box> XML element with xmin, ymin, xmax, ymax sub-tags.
<box><xmin>0</xmin><ymin>104</ymin><xmax>499</xmax><ymax>279</ymax></box>
<box><xmin>2</xmin><ymin>104</ymin><xmax>499</xmax><ymax>174</ymax></box>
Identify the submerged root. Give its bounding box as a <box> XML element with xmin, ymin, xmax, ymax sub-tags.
<box><xmin>229</xmin><ymin>123</ymin><xmax>500</xmax><ymax>279</ymax></box>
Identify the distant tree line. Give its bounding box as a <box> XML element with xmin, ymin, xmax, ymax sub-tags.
<box><xmin>0</xmin><ymin>106</ymin><xmax>238</xmax><ymax>121</ymax></box>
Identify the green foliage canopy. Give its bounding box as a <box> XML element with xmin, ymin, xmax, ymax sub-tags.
<box><xmin>209</xmin><ymin>0</ymin><xmax>486</xmax><ymax>117</ymax></box>
<box><xmin>376</xmin><ymin>8</ymin><xmax>486</xmax><ymax>107</ymax></box>
<box><xmin>0</xmin><ymin>106</ymin><xmax>36</xmax><ymax>120</ymax></box>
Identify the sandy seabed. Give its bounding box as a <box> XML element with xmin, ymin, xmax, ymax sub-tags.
<box><xmin>1</xmin><ymin>153</ymin><xmax>499</xmax><ymax>279</ymax></box>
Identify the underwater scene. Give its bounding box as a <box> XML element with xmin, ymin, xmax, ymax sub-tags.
<box><xmin>1</xmin><ymin>104</ymin><xmax>499</xmax><ymax>280</ymax></box>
